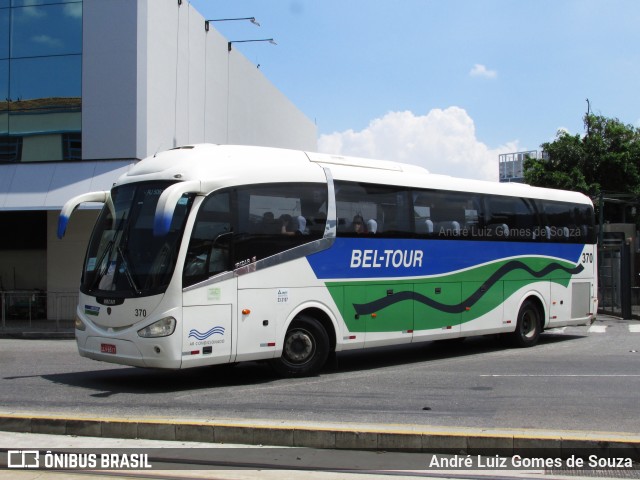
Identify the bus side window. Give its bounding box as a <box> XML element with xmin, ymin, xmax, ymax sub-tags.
<box><xmin>234</xmin><ymin>182</ymin><xmax>327</xmax><ymax>263</ymax></box>
<box><xmin>574</xmin><ymin>204</ymin><xmax>596</xmax><ymax>243</ymax></box>
<box><xmin>335</xmin><ymin>181</ymin><xmax>416</xmax><ymax>237</ymax></box>
<box><xmin>412</xmin><ymin>195</ymin><xmax>434</xmax><ymax>236</ymax></box>
<box><xmin>307</xmin><ymin>212</ymin><xmax>327</xmax><ymax>236</ymax></box>
<box><xmin>485</xmin><ymin>196</ymin><xmax>536</xmax><ymax>241</ymax></box>
<box><xmin>541</xmin><ymin>200</ymin><xmax>595</xmax><ymax>243</ymax></box>
<box><xmin>413</xmin><ymin>191</ymin><xmax>474</xmax><ymax>238</ymax></box>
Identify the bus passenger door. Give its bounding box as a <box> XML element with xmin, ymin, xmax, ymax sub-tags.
<box><xmin>345</xmin><ymin>284</ymin><xmax>414</xmax><ymax>348</ymax></box>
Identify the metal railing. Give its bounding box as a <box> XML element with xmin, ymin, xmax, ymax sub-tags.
<box><xmin>1</xmin><ymin>290</ymin><xmax>77</xmax><ymax>331</ymax></box>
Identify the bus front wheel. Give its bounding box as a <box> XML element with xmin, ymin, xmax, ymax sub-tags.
<box><xmin>510</xmin><ymin>300</ymin><xmax>541</xmax><ymax>347</ymax></box>
<box><xmin>270</xmin><ymin>314</ymin><xmax>329</xmax><ymax>377</ymax></box>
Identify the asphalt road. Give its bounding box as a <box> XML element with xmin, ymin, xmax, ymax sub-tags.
<box><xmin>1</xmin><ymin>315</ymin><xmax>639</xmax><ymax>434</ymax></box>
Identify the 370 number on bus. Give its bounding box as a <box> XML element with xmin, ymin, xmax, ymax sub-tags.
<box><xmin>581</xmin><ymin>253</ymin><xmax>593</xmax><ymax>263</ymax></box>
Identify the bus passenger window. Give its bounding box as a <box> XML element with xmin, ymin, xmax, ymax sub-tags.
<box><xmin>485</xmin><ymin>196</ymin><xmax>536</xmax><ymax>241</ymax></box>
<box><xmin>259</xmin><ymin>212</ymin><xmax>280</xmax><ymax>234</ymax></box>
<box><xmin>537</xmin><ymin>200</ymin><xmax>592</xmax><ymax>243</ymax></box>
<box><xmin>234</xmin><ymin>182</ymin><xmax>327</xmax><ymax>264</ymax></box>
<box><xmin>336</xmin><ymin>181</ymin><xmax>411</xmax><ymax>237</ymax></box>
<box><xmin>413</xmin><ymin>190</ymin><xmax>477</xmax><ymax>238</ymax></box>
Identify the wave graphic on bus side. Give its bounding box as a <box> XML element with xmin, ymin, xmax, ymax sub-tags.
<box><xmin>352</xmin><ymin>260</ymin><xmax>584</xmax><ymax>315</ymax></box>
<box><xmin>188</xmin><ymin>327</ymin><xmax>226</xmax><ymax>340</ymax></box>
<box><xmin>326</xmin><ymin>255</ymin><xmax>586</xmax><ymax>333</ymax></box>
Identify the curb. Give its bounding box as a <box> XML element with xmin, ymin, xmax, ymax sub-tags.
<box><xmin>1</xmin><ymin>413</ymin><xmax>640</xmax><ymax>460</ymax></box>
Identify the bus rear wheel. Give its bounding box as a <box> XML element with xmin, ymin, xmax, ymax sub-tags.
<box><xmin>270</xmin><ymin>314</ymin><xmax>329</xmax><ymax>377</ymax></box>
<box><xmin>510</xmin><ymin>300</ymin><xmax>541</xmax><ymax>347</ymax></box>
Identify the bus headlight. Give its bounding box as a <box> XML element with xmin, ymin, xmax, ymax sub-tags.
<box><xmin>75</xmin><ymin>315</ymin><xmax>86</xmax><ymax>331</ymax></box>
<box><xmin>137</xmin><ymin>317</ymin><xmax>176</xmax><ymax>338</ymax></box>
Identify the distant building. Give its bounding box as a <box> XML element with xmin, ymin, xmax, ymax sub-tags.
<box><xmin>0</xmin><ymin>0</ymin><xmax>317</xmax><ymax>321</ymax></box>
<box><xmin>499</xmin><ymin>150</ymin><xmax>540</xmax><ymax>183</ymax></box>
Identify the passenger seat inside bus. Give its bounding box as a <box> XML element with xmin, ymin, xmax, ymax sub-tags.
<box><xmin>415</xmin><ymin>218</ymin><xmax>434</xmax><ymax>234</ymax></box>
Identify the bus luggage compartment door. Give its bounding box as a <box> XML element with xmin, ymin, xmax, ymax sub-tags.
<box><xmin>345</xmin><ymin>284</ymin><xmax>414</xmax><ymax>348</ymax></box>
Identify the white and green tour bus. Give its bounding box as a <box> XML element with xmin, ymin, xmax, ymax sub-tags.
<box><xmin>58</xmin><ymin>144</ymin><xmax>597</xmax><ymax>376</ymax></box>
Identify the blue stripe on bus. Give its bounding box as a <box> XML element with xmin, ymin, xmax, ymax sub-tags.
<box><xmin>306</xmin><ymin>238</ymin><xmax>584</xmax><ymax>279</ymax></box>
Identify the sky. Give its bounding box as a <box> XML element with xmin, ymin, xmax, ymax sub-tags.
<box><xmin>190</xmin><ymin>0</ymin><xmax>640</xmax><ymax>181</ymax></box>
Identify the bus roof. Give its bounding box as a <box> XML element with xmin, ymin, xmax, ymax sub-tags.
<box><xmin>118</xmin><ymin>144</ymin><xmax>592</xmax><ymax>205</ymax></box>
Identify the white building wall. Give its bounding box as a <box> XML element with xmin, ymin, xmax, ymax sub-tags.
<box><xmin>81</xmin><ymin>0</ymin><xmax>139</xmax><ymax>161</ymax></box>
<box><xmin>144</xmin><ymin>0</ymin><xmax>187</xmax><ymax>152</ymax></box>
<box><xmin>143</xmin><ymin>0</ymin><xmax>317</xmax><ymax>154</ymax></box>
<box><xmin>82</xmin><ymin>0</ymin><xmax>317</xmax><ymax>161</ymax></box>
<box><xmin>226</xmin><ymin>51</ymin><xmax>317</xmax><ymax>150</ymax></box>
<box><xmin>203</xmin><ymin>26</ymin><xmax>231</xmax><ymax>145</ymax></box>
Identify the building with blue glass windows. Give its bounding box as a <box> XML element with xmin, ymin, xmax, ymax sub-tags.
<box><xmin>1</xmin><ymin>0</ymin><xmax>81</xmax><ymax>162</ymax></box>
<box><xmin>0</xmin><ymin>0</ymin><xmax>317</xmax><ymax>324</ymax></box>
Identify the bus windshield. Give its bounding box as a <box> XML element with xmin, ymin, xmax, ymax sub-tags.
<box><xmin>80</xmin><ymin>181</ymin><xmax>194</xmax><ymax>297</ymax></box>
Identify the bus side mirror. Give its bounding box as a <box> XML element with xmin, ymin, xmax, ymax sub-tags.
<box><xmin>57</xmin><ymin>191</ymin><xmax>109</xmax><ymax>239</ymax></box>
<box><xmin>153</xmin><ymin>180</ymin><xmax>201</xmax><ymax>237</ymax></box>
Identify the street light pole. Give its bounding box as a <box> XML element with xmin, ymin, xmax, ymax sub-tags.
<box><xmin>227</xmin><ymin>38</ymin><xmax>277</xmax><ymax>52</ymax></box>
<box><xmin>205</xmin><ymin>17</ymin><xmax>260</xmax><ymax>32</ymax></box>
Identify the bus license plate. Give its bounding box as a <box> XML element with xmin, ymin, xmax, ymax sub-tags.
<box><xmin>101</xmin><ymin>343</ymin><xmax>117</xmax><ymax>354</ymax></box>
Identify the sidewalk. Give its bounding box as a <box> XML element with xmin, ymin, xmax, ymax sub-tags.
<box><xmin>1</xmin><ymin>410</ymin><xmax>640</xmax><ymax>460</ymax></box>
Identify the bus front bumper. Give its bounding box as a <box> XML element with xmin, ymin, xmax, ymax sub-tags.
<box><xmin>78</xmin><ymin>335</ymin><xmax>181</xmax><ymax>369</ymax></box>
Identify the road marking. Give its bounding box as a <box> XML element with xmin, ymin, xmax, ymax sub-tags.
<box><xmin>588</xmin><ymin>325</ymin><xmax>607</xmax><ymax>333</ymax></box>
<box><xmin>544</xmin><ymin>327</ymin><xmax>566</xmax><ymax>334</ymax></box>
<box><xmin>544</xmin><ymin>324</ymin><xmax>640</xmax><ymax>334</ymax></box>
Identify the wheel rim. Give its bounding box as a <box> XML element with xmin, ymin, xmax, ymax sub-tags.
<box><xmin>521</xmin><ymin>309</ymin><xmax>538</xmax><ymax>339</ymax></box>
<box><xmin>283</xmin><ymin>328</ymin><xmax>315</xmax><ymax>366</ymax></box>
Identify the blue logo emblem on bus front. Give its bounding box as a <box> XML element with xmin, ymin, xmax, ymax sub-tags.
<box><xmin>188</xmin><ymin>326</ymin><xmax>225</xmax><ymax>340</ymax></box>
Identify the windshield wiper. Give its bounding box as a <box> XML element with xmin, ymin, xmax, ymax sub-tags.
<box><xmin>89</xmin><ymin>212</ymin><xmax>131</xmax><ymax>293</ymax></box>
<box><xmin>117</xmin><ymin>246</ymin><xmax>141</xmax><ymax>295</ymax></box>
<box><xmin>89</xmin><ymin>240</ymin><xmax>114</xmax><ymax>291</ymax></box>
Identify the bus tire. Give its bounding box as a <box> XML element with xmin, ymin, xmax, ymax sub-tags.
<box><xmin>511</xmin><ymin>300</ymin><xmax>541</xmax><ymax>348</ymax></box>
<box><xmin>270</xmin><ymin>314</ymin><xmax>330</xmax><ymax>377</ymax></box>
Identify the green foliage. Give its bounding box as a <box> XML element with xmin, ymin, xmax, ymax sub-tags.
<box><xmin>523</xmin><ymin>114</ymin><xmax>640</xmax><ymax>197</ymax></box>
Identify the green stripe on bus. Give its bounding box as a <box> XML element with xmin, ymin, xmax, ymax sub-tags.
<box><xmin>326</xmin><ymin>257</ymin><xmax>578</xmax><ymax>333</ymax></box>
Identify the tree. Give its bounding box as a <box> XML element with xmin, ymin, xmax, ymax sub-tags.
<box><xmin>524</xmin><ymin>114</ymin><xmax>640</xmax><ymax>198</ymax></box>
